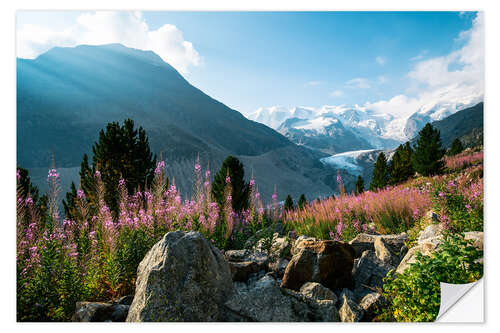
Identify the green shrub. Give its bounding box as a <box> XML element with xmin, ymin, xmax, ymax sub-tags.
<box><xmin>380</xmin><ymin>232</ymin><xmax>483</xmax><ymax>322</ymax></box>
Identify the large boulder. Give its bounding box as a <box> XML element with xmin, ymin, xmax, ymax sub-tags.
<box><xmin>72</xmin><ymin>302</ymin><xmax>129</xmax><ymax>322</ymax></box>
<box><xmin>281</xmin><ymin>240</ymin><xmax>355</xmax><ymax>291</ymax></box>
<box><xmin>126</xmin><ymin>231</ymin><xmax>233</xmax><ymax>322</ymax></box>
<box><xmin>224</xmin><ymin>275</ymin><xmax>339</xmax><ymax>322</ymax></box>
<box><xmin>349</xmin><ymin>233</ymin><xmax>408</xmax><ymax>258</ymax></box>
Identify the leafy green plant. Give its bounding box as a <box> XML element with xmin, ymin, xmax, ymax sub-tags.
<box><xmin>380</xmin><ymin>232</ymin><xmax>483</xmax><ymax>322</ymax></box>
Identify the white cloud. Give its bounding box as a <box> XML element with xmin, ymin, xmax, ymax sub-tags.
<box><xmin>376</xmin><ymin>56</ymin><xmax>385</xmax><ymax>66</ymax></box>
<box><xmin>378</xmin><ymin>76</ymin><xmax>388</xmax><ymax>84</ymax></box>
<box><xmin>365</xmin><ymin>12</ymin><xmax>484</xmax><ymax>120</ymax></box>
<box><xmin>330</xmin><ymin>90</ymin><xmax>344</xmax><ymax>97</ymax></box>
<box><xmin>346</xmin><ymin>78</ymin><xmax>371</xmax><ymax>89</ymax></box>
<box><xmin>365</xmin><ymin>95</ymin><xmax>421</xmax><ymax>118</ymax></box>
<box><xmin>16</xmin><ymin>11</ymin><xmax>201</xmax><ymax>74</ymax></box>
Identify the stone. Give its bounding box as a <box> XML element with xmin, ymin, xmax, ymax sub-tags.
<box><xmin>374</xmin><ymin>237</ymin><xmax>393</xmax><ymax>264</ymax></box>
<box><xmin>352</xmin><ymin>250</ymin><xmax>394</xmax><ymax>290</ymax></box>
<box><xmin>417</xmin><ymin>223</ymin><xmax>444</xmax><ymax>243</ymax></box>
<box><xmin>299</xmin><ymin>282</ymin><xmax>337</xmax><ymax>303</ymax></box>
<box><xmin>281</xmin><ymin>240</ymin><xmax>355</xmax><ymax>292</ymax></box>
<box><xmin>224</xmin><ymin>275</ymin><xmax>311</xmax><ymax>321</ymax></box>
<box><xmin>338</xmin><ymin>295</ymin><xmax>363</xmax><ymax>322</ymax></box>
<box><xmin>126</xmin><ymin>231</ymin><xmax>233</xmax><ymax>322</ymax></box>
<box><xmin>268</xmin><ymin>258</ymin><xmax>290</xmax><ymax>278</ymax></box>
<box><xmin>225</xmin><ymin>250</ymin><xmax>268</xmax><ymax>282</ymax></box>
<box><xmin>359</xmin><ymin>292</ymin><xmax>385</xmax><ymax>322</ymax></box>
<box><xmin>291</xmin><ymin>235</ymin><xmax>317</xmax><ymax>256</ymax></box>
<box><xmin>396</xmin><ymin>240</ymin><xmax>440</xmax><ymax>274</ymax></box>
<box><xmin>464</xmin><ymin>231</ymin><xmax>483</xmax><ymax>250</ymax></box>
<box><xmin>349</xmin><ymin>233</ymin><xmax>407</xmax><ymax>258</ymax></box>
<box><xmin>397</xmin><ymin>230</ymin><xmax>483</xmax><ymax>274</ymax></box>
<box><xmin>72</xmin><ymin>302</ymin><xmax>129</xmax><ymax>322</ymax></box>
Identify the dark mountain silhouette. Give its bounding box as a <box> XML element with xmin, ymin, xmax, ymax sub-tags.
<box><xmin>430</xmin><ymin>102</ymin><xmax>483</xmax><ymax>148</ymax></box>
<box><xmin>17</xmin><ymin>44</ymin><xmax>336</xmax><ymax>200</ymax></box>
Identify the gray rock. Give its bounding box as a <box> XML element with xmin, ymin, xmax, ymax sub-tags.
<box><xmin>339</xmin><ymin>295</ymin><xmax>364</xmax><ymax>322</ymax></box>
<box><xmin>268</xmin><ymin>258</ymin><xmax>290</xmax><ymax>278</ymax></box>
<box><xmin>397</xmin><ymin>230</ymin><xmax>483</xmax><ymax>274</ymax></box>
<box><xmin>352</xmin><ymin>250</ymin><xmax>394</xmax><ymax>290</ymax></box>
<box><xmin>225</xmin><ymin>275</ymin><xmax>339</xmax><ymax>322</ymax></box>
<box><xmin>349</xmin><ymin>233</ymin><xmax>407</xmax><ymax>258</ymax></box>
<box><xmin>126</xmin><ymin>231</ymin><xmax>233</xmax><ymax>322</ymax></box>
<box><xmin>396</xmin><ymin>239</ymin><xmax>440</xmax><ymax>274</ymax></box>
<box><xmin>359</xmin><ymin>292</ymin><xmax>385</xmax><ymax>321</ymax></box>
<box><xmin>72</xmin><ymin>302</ymin><xmax>129</xmax><ymax>322</ymax></box>
<box><xmin>417</xmin><ymin>223</ymin><xmax>444</xmax><ymax>243</ymax></box>
<box><xmin>299</xmin><ymin>282</ymin><xmax>337</xmax><ymax>303</ymax></box>
<box><xmin>224</xmin><ymin>275</ymin><xmax>309</xmax><ymax>321</ymax></box>
<box><xmin>225</xmin><ymin>250</ymin><xmax>268</xmax><ymax>282</ymax></box>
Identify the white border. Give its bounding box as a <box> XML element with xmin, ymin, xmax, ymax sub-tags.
<box><xmin>2</xmin><ymin>0</ymin><xmax>499</xmax><ymax>332</ymax></box>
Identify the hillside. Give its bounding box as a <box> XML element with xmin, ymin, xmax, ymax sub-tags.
<box><xmin>17</xmin><ymin>44</ymin><xmax>337</xmax><ymax>200</ymax></box>
<box><xmin>430</xmin><ymin>102</ymin><xmax>483</xmax><ymax>148</ymax></box>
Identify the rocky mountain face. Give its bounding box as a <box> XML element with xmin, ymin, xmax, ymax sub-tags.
<box><xmin>403</xmin><ymin>99</ymin><xmax>483</xmax><ymax>140</ymax></box>
<box><xmin>17</xmin><ymin>44</ymin><xmax>338</xmax><ymax>201</ymax></box>
<box><xmin>248</xmin><ymin>97</ymin><xmax>483</xmax><ymax>157</ymax></box>
<box><xmin>428</xmin><ymin>102</ymin><xmax>483</xmax><ymax>148</ymax></box>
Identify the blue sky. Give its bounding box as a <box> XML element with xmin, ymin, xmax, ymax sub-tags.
<box><xmin>17</xmin><ymin>11</ymin><xmax>482</xmax><ymax>116</ymax></box>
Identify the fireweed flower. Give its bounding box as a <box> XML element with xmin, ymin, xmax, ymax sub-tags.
<box><xmin>155</xmin><ymin>161</ymin><xmax>165</xmax><ymax>175</ymax></box>
<box><xmin>94</xmin><ymin>170</ymin><xmax>101</xmax><ymax>178</ymax></box>
<box><xmin>194</xmin><ymin>164</ymin><xmax>201</xmax><ymax>172</ymax></box>
<box><xmin>77</xmin><ymin>189</ymin><xmax>85</xmax><ymax>199</ymax></box>
<box><xmin>272</xmin><ymin>193</ymin><xmax>278</xmax><ymax>201</ymax></box>
<box><xmin>118</xmin><ymin>178</ymin><xmax>126</xmax><ymax>187</ymax></box>
<box><xmin>225</xmin><ymin>176</ymin><xmax>231</xmax><ymax>184</ymax></box>
<box><xmin>16</xmin><ymin>169</ymin><xmax>20</xmax><ymax>181</ymax></box>
<box><xmin>249</xmin><ymin>179</ymin><xmax>255</xmax><ymax>187</ymax></box>
<box><xmin>337</xmin><ymin>174</ymin><xmax>342</xmax><ymax>184</ymax></box>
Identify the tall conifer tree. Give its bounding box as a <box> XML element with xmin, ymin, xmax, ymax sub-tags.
<box><xmin>370</xmin><ymin>152</ymin><xmax>389</xmax><ymax>191</ymax></box>
<box><xmin>412</xmin><ymin>123</ymin><xmax>446</xmax><ymax>176</ymax></box>
<box><xmin>211</xmin><ymin>156</ymin><xmax>250</xmax><ymax>212</ymax></box>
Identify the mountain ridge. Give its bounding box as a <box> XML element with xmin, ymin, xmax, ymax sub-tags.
<box><xmin>17</xmin><ymin>43</ymin><xmax>337</xmax><ymax>201</ymax></box>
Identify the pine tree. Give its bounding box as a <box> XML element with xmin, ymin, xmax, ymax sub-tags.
<box><xmin>448</xmin><ymin>138</ymin><xmax>464</xmax><ymax>156</ymax></box>
<box><xmin>284</xmin><ymin>195</ymin><xmax>294</xmax><ymax>211</ymax></box>
<box><xmin>370</xmin><ymin>152</ymin><xmax>389</xmax><ymax>191</ymax></box>
<box><xmin>211</xmin><ymin>156</ymin><xmax>250</xmax><ymax>212</ymax></box>
<box><xmin>412</xmin><ymin>123</ymin><xmax>446</xmax><ymax>176</ymax></box>
<box><xmin>388</xmin><ymin>142</ymin><xmax>414</xmax><ymax>185</ymax></box>
<box><xmin>355</xmin><ymin>175</ymin><xmax>365</xmax><ymax>195</ymax></box>
<box><xmin>63</xmin><ymin>119</ymin><xmax>157</xmax><ymax>216</ymax></box>
<box><xmin>297</xmin><ymin>194</ymin><xmax>307</xmax><ymax>210</ymax></box>
<box><xmin>17</xmin><ymin>167</ymin><xmax>48</xmax><ymax>228</ymax></box>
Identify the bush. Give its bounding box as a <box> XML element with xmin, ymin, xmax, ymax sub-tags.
<box><xmin>380</xmin><ymin>232</ymin><xmax>483</xmax><ymax>322</ymax></box>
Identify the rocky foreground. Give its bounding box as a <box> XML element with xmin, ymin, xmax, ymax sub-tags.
<box><xmin>72</xmin><ymin>221</ymin><xmax>483</xmax><ymax>322</ymax></box>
